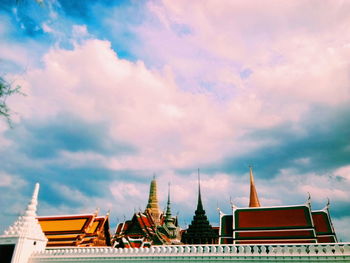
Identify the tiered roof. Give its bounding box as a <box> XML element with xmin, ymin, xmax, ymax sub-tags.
<box><xmin>37</xmin><ymin>212</ymin><xmax>111</xmax><ymax>247</ymax></box>
<box><xmin>221</xmin><ymin>205</ymin><xmax>317</xmax><ymax>244</ymax></box>
<box><xmin>181</xmin><ymin>171</ymin><xmax>218</xmax><ymax>244</ymax></box>
<box><xmin>114</xmin><ymin>211</ymin><xmax>159</xmax><ymax>247</ymax></box>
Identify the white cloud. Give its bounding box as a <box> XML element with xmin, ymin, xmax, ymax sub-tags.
<box><xmin>11</xmin><ymin>38</ymin><xmax>285</xmax><ymax>172</ymax></box>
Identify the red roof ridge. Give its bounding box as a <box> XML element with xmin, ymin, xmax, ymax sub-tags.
<box><xmin>234</xmin><ymin>204</ymin><xmax>311</xmax><ymax>210</ymax></box>
<box><xmin>37</xmin><ymin>213</ymin><xmax>95</xmax><ymax>219</ymax></box>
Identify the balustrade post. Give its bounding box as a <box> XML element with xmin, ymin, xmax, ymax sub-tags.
<box><xmin>281</xmin><ymin>246</ymin><xmax>287</xmax><ymax>255</ymax></box>
<box><xmin>192</xmin><ymin>246</ymin><xmax>196</xmax><ymax>253</ymax></box>
<box><xmin>334</xmin><ymin>244</ymin><xmax>342</xmax><ymax>255</ymax></box>
<box><xmin>198</xmin><ymin>246</ymin><xmax>203</xmax><ymax>253</ymax></box>
<box><xmin>183</xmin><ymin>246</ymin><xmax>189</xmax><ymax>253</ymax></box>
<box><xmin>237</xmin><ymin>245</ymin><xmax>244</xmax><ymax>254</ymax></box>
<box><xmin>231</xmin><ymin>245</ymin><xmax>238</xmax><ymax>254</ymax></box>
<box><xmin>251</xmin><ymin>245</ymin><xmax>258</xmax><ymax>255</ymax></box>
<box><xmin>244</xmin><ymin>245</ymin><xmax>251</xmax><ymax>255</ymax></box>
<box><xmin>273</xmin><ymin>246</ymin><xmax>282</xmax><ymax>256</ymax></box>
<box><xmin>260</xmin><ymin>245</ymin><xmax>268</xmax><ymax>255</ymax></box>
<box><xmin>344</xmin><ymin>244</ymin><xmax>350</xmax><ymax>254</ymax></box>
<box><xmin>308</xmin><ymin>245</ymin><xmax>318</xmax><ymax>255</ymax></box>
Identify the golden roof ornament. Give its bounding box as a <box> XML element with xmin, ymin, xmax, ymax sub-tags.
<box><xmin>249</xmin><ymin>166</ymin><xmax>261</xmax><ymax>208</ymax></box>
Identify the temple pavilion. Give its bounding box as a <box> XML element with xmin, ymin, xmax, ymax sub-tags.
<box><xmin>219</xmin><ymin>167</ymin><xmax>338</xmax><ymax>244</ymax></box>
<box><xmin>113</xmin><ymin>177</ymin><xmax>181</xmax><ymax>247</ymax></box>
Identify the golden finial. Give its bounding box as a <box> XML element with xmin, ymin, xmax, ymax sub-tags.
<box><xmin>249</xmin><ymin>165</ymin><xmax>261</xmax><ymax>207</ymax></box>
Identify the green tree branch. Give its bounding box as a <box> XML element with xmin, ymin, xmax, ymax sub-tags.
<box><xmin>0</xmin><ymin>77</ymin><xmax>24</xmax><ymax>127</ymax></box>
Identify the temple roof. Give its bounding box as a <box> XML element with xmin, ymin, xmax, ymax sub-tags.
<box><xmin>220</xmin><ymin>204</ymin><xmax>318</xmax><ymax>244</ymax></box>
<box><xmin>38</xmin><ymin>214</ymin><xmax>94</xmax><ymax>234</ymax></box>
<box><xmin>234</xmin><ymin>205</ymin><xmax>314</xmax><ymax>230</ymax></box>
<box><xmin>114</xmin><ymin>211</ymin><xmax>174</xmax><ymax>246</ymax></box>
<box><xmin>312</xmin><ymin>207</ymin><xmax>337</xmax><ymax>243</ymax></box>
<box><xmin>37</xmin><ymin>212</ymin><xmax>111</xmax><ymax>247</ymax></box>
<box><xmin>220</xmin><ymin>195</ymin><xmax>339</xmax><ymax>244</ymax></box>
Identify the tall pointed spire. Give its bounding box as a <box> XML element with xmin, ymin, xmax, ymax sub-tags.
<box><xmin>249</xmin><ymin>166</ymin><xmax>261</xmax><ymax>207</ymax></box>
<box><xmin>181</xmin><ymin>169</ymin><xmax>217</xmax><ymax>244</ymax></box>
<box><xmin>164</xmin><ymin>183</ymin><xmax>176</xmax><ymax>232</ymax></box>
<box><xmin>197</xmin><ymin>168</ymin><xmax>204</xmax><ymax>212</ymax></box>
<box><xmin>25</xmin><ymin>182</ymin><xmax>39</xmax><ymax>217</ymax></box>
<box><xmin>145</xmin><ymin>176</ymin><xmax>161</xmax><ymax>224</ymax></box>
<box><xmin>165</xmin><ymin>183</ymin><xmax>172</xmax><ymax>219</ymax></box>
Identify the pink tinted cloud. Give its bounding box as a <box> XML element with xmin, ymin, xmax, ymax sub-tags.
<box><xmin>133</xmin><ymin>0</ymin><xmax>350</xmax><ymax>113</ymax></box>
<box><xmin>11</xmin><ymin>37</ymin><xmax>286</xmax><ymax>171</ymax></box>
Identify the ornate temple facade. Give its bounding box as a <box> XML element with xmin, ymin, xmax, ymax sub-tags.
<box><xmin>219</xmin><ymin>167</ymin><xmax>338</xmax><ymax>244</ymax></box>
<box><xmin>113</xmin><ymin>178</ymin><xmax>181</xmax><ymax>247</ymax></box>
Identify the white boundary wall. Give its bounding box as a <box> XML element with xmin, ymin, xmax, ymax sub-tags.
<box><xmin>30</xmin><ymin>243</ymin><xmax>350</xmax><ymax>263</ymax></box>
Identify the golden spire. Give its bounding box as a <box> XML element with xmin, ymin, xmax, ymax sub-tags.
<box><xmin>249</xmin><ymin>166</ymin><xmax>261</xmax><ymax>207</ymax></box>
<box><xmin>145</xmin><ymin>175</ymin><xmax>161</xmax><ymax>224</ymax></box>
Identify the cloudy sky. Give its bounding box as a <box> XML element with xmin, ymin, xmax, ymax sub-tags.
<box><xmin>0</xmin><ymin>0</ymin><xmax>349</xmax><ymax>241</ymax></box>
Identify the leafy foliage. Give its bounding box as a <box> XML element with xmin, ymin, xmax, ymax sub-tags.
<box><xmin>0</xmin><ymin>77</ymin><xmax>23</xmax><ymax>126</ymax></box>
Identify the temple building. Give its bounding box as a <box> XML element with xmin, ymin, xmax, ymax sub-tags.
<box><xmin>113</xmin><ymin>177</ymin><xmax>181</xmax><ymax>247</ymax></box>
<box><xmin>37</xmin><ymin>210</ymin><xmax>111</xmax><ymax>247</ymax></box>
<box><xmin>219</xmin><ymin>167</ymin><xmax>338</xmax><ymax>244</ymax></box>
<box><xmin>181</xmin><ymin>171</ymin><xmax>218</xmax><ymax>244</ymax></box>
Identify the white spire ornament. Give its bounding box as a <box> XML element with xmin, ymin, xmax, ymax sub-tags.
<box><xmin>4</xmin><ymin>183</ymin><xmax>46</xmax><ymax>240</ymax></box>
<box><xmin>0</xmin><ymin>183</ymin><xmax>47</xmax><ymax>263</ymax></box>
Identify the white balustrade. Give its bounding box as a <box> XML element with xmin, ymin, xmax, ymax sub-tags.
<box><xmin>31</xmin><ymin>242</ymin><xmax>350</xmax><ymax>263</ymax></box>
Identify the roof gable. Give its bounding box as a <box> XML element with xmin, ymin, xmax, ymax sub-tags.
<box><xmin>312</xmin><ymin>211</ymin><xmax>333</xmax><ymax>235</ymax></box>
<box><xmin>235</xmin><ymin>206</ymin><xmax>313</xmax><ymax>230</ymax></box>
<box><xmin>37</xmin><ymin>214</ymin><xmax>94</xmax><ymax>234</ymax></box>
